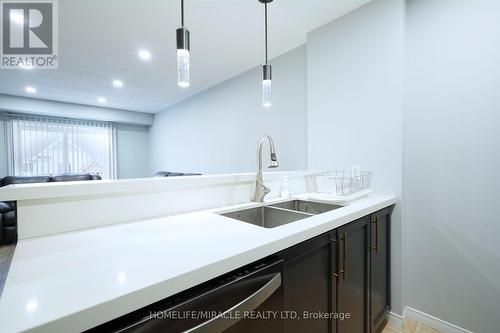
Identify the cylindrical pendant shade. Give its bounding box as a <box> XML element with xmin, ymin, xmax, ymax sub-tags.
<box><xmin>177</xmin><ymin>49</ymin><xmax>190</xmax><ymax>88</ymax></box>
<box><xmin>262</xmin><ymin>64</ymin><xmax>272</xmax><ymax>107</ymax></box>
<box><xmin>262</xmin><ymin>79</ymin><xmax>272</xmax><ymax>108</ymax></box>
<box><xmin>176</xmin><ymin>27</ymin><xmax>190</xmax><ymax>88</ymax></box>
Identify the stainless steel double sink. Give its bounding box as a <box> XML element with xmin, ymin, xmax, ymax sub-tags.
<box><xmin>219</xmin><ymin>200</ymin><xmax>342</xmax><ymax>229</ymax></box>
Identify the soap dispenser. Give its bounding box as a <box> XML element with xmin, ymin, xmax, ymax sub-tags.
<box><xmin>280</xmin><ymin>176</ymin><xmax>291</xmax><ymax>199</ymax></box>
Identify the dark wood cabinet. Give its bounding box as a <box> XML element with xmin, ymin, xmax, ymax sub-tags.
<box><xmin>276</xmin><ymin>206</ymin><xmax>394</xmax><ymax>333</ymax></box>
<box><xmin>336</xmin><ymin>216</ymin><xmax>371</xmax><ymax>333</ymax></box>
<box><xmin>369</xmin><ymin>206</ymin><xmax>393</xmax><ymax>333</ymax></box>
<box><xmin>277</xmin><ymin>233</ymin><xmax>331</xmax><ymax>333</ymax></box>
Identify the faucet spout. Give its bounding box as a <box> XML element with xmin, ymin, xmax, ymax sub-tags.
<box><xmin>253</xmin><ymin>134</ymin><xmax>279</xmax><ymax>202</ymax></box>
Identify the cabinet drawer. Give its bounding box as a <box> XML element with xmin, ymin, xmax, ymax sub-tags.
<box><xmin>277</xmin><ymin>233</ymin><xmax>330</xmax><ymax>263</ymax></box>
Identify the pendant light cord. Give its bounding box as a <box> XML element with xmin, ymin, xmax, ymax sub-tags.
<box><xmin>265</xmin><ymin>2</ymin><xmax>268</xmax><ymax>65</ymax></box>
<box><xmin>180</xmin><ymin>0</ymin><xmax>184</xmax><ymax>27</ymax></box>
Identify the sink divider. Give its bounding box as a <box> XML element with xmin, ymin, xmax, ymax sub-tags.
<box><xmin>263</xmin><ymin>205</ymin><xmax>315</xmax><ymax>217</ymax></box>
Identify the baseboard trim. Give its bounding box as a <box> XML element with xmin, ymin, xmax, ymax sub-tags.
<box><xmin>387</xmin><ymin>311</ymin><xmax>404</xmax><ymax>329</ymax></box>
<box><xmin>403</xmin><ymin>307</ymin><xmax>474</xmax><ymax>333</ymax></box>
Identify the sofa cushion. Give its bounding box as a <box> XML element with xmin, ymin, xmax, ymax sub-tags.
<box><xmin>154</xmin><ymin>171</ymin><xmax>201</xmax><ymax>177</ymax></box>
<box><xmin>1</xmin><ymin>176</ymin><xmax>51</xmax><ymax>187</ymax></box>
<box><xmin>3</xmin><ymin>226</ymin><xmax>17</xmax><ymax>243</ymax></box>
<box><xmin>153</xmin><ymin>171</ymin><xmax>173</xmax><ymax>177</ymax></box>
<box><xmin>51</xmin><ymin>173</ymin><xmax>92</xmax><ymax>182</ymax></box>
<box><xmin>3</xmin><ymin>211</ymin><xmax>16</xmax><ymax>227</ymax></box>
<box><xmin>0</xmin><ymin>202</ymin><xmax>14</xmax><ymax>214</ymax></box>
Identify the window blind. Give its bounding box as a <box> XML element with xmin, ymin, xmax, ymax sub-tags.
<box><xmin>3</xmin><ymin>114</ymin><xmax>117</xmax><ymax>179</ymax></box>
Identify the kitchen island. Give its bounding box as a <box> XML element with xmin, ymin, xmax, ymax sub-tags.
<box><xmin>0</xmin><ymin>173</ymin><xmax>397</xmax><ymax>333</ymax></box>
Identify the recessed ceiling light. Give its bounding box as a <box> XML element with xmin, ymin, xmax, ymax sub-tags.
<box><xmin>138</xmin><ymin>50</ymin><xmax>151</xmax><ymax>60</ymax></box>
<box><xmin>98</xmin><ymin>97</ymin><xmax>107</xmax><ymax>103</ymax></box>
<box><xmin>117</xmin><ymin>271</ymin><xmax>127</xmax><ymax>285</ymax></box>
<box><xmin>25</xmin><ymin>300</ymin><xmax>38</xmax><ymax>312</ymax></box>
<box><xmin>25</xmin><ymin>86</ymin><xmax>36</xmax><ymax>93</ymax></box>
<box><xmin>112</xmin><ymin>80</ymin><xmax>123</xmax><ymax>88</ymax></box>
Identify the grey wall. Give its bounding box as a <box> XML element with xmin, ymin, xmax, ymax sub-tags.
<box><xmin>307</xmin><ymin>0</ymin><xmax>404</xmax><ymax>314</ymax></box>
<box><xmin>150</xmin><ymin>45</ymin><xmax>308</xmax><ymax>175</ymax></box>
<box><xmin>403</xmin><ymin>0</ymin><xmax>500</xmax><ymax>332</ymax></box>
<box><xmin>116</xmin><ymin>124</ymin><xmax>151</xmax><ymax>179</ymax></box>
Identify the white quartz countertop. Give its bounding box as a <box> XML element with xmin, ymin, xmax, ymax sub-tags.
<box><xmin>0</xmin><ymin>194</ymin><xmax>397</xmax><ymax>333</ymax></box>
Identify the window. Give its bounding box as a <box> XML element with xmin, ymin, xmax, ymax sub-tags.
<box><xmin>4</xmin><ymin>115</ymin><xmax>116</xmax><ymax>179</ymax></box>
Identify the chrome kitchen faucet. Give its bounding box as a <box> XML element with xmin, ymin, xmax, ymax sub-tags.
<box><xmin>253</xmin><ymin>134</ymin><xmax>279</xmax><ymax>202</ymax></box>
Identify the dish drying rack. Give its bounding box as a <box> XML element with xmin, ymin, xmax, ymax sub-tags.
<box><xmin>305</xmin><ymin>171</ymin><xmax>372</xmax><ymax>197</ymax></box>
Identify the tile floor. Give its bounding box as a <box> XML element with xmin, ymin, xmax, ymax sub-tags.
<box><xmin>382</xmin><ymin>318</ymin><xmax>442</xmax><ymax>333</ymax></box>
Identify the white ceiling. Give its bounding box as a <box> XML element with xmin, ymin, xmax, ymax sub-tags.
<box><xmin>0</xmin><ymin>0</ymin><xmax>370</xmax><ymax>113</ymax></box>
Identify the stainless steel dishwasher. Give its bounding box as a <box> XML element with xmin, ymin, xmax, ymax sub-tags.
<box><xmin>88</xmin><ymin>259</ymin><xmax>284</xmax><ymax>333</ymax></box>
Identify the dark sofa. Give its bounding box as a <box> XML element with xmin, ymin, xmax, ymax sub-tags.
<box><xmin>0</xmin><ymin>173</ymin><xmax>101</xmax><ymax>246</ymax></box>
<box><xmin>153</xmin><ymin>171</ymin><xmax>201</xmax><ymax>177</ymax></box>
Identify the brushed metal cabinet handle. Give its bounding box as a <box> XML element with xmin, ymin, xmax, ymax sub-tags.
<box><xmin>186</xmin><ymin>273</ymin><xmax>282</xmax><ymax>333</ymax></box>
<box><xmin>342</xmin><ymin>233</ymin><xmax>347</xmax><ymax>281</ymax></box>
<box><xmin>332</xmin><ymin>241</ymin><xmax>340</xmax><ymax>280</ymax></box>
<box><xmin>370</xmin><ymin>217</ymin><xmax>379</xmax><ymax>254</ymax></box>
<box><xmin>338</xmin><ymin>234</ymin><xmax>344</xmax><ymax>283</ymax></box>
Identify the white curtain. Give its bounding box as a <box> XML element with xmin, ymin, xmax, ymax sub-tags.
<box><xmin>4</xmin><ymin>114</ymin><xmax>117</xmax><ymax>179</ymax></box>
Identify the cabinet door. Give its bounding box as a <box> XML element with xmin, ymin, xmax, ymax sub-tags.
<box><xmin>337</xmin><ymin>217</ymin><xmax>370</xmax><ymax>333</ymax></box>
<box><xmin>370</xmin><ymin>206</ymin><xmax>393</xmax><ymax>333</ymax></box>
<box><xmin>278</xmin><ymin>234</ymin><xmax>330</xmax><ymax>333</ymax></box>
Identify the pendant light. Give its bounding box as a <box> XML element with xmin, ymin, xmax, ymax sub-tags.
<box><xmin>260</xmin><ymin>0</ymin><xmax>273</xmax><ymax>108</ymax></box>
<box><xmin>176</xmin><ymin>0</ymin><xmax>190</xmax><ymax>88</ymax></box>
